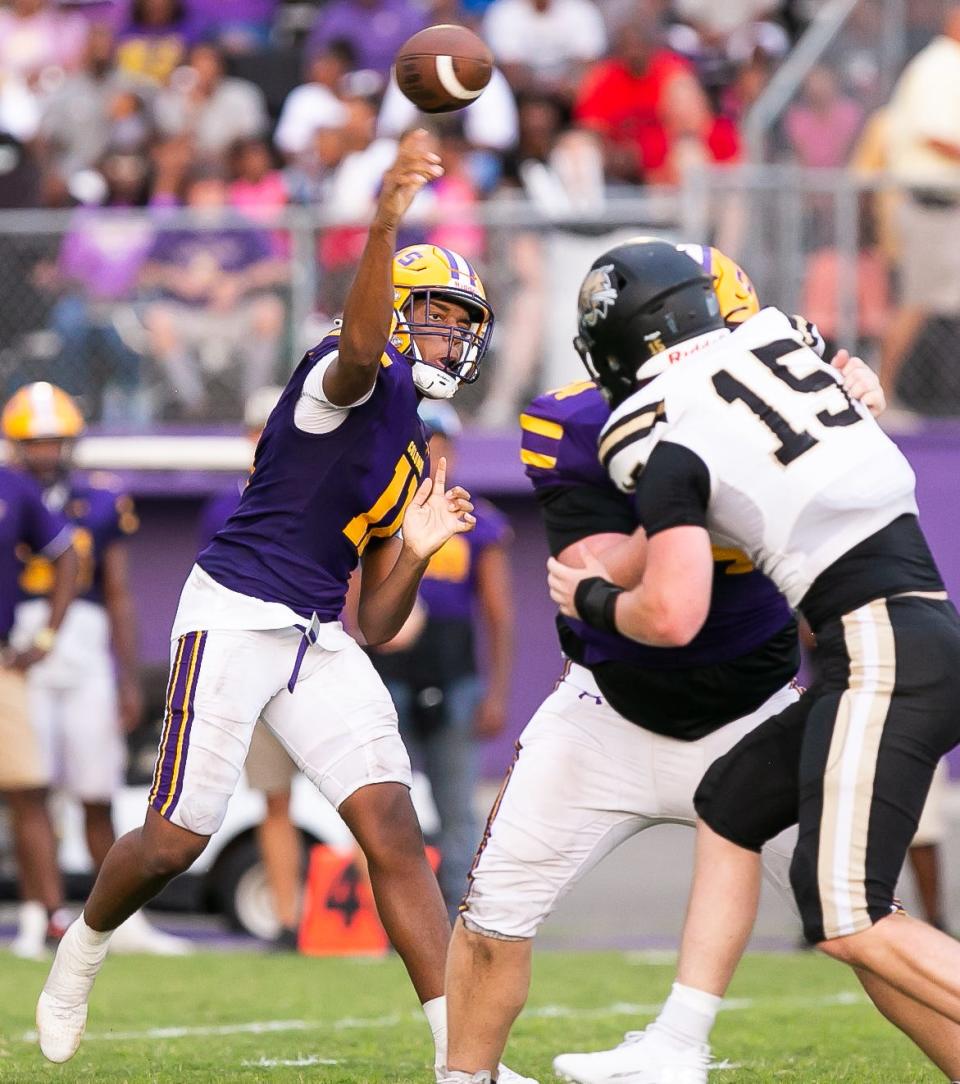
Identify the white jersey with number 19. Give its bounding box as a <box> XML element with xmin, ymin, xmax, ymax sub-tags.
<box><xmin>599</xmin><ymin>307</ymin><xmax>918</xmax><ymax>608</ymax></box>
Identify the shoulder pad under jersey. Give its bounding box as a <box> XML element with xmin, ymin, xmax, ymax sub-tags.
<box><xmin>520</xmin><ymin>380</ymin><xmax>614</xmax><ymax>492</ymax></box>
<box><xmin>598</xmin><ymin>387</ymin><xmax>673</xmax><ymax>494</ymax></box>
<box><xmin>786</xmin><ymin>313</ymin><xmax>826</xmax><ymax>358</ymax></box>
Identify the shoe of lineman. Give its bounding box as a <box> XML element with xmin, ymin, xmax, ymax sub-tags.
<box><xmin>436</xmin><ymin>1065</ymin><xmax>538</xmax><ymax>1084</ymax></box>
<box><xmin>498</xmin><ymin>1064</ymin><xmax>539</xmax><ymax>1084</ymax></box>
<box><xmin>36</xmin><ymin>919</ymin><xmax>108</xmax><ymax>1063</ymax></box>
<box><xmin>109</xmin><ymin>911</ymin><xmax>192</xmax><ymax>956</ymax></box>
<box><xmin>553</xmin><ymin>1027</ymin><xmax>710</xmax><ymax>1084</ymax></box>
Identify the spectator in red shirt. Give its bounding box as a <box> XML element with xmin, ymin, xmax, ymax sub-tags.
<box><xmin>573</xmin><ymin>11</ymin><xmax>739</xmax><ymax>183</ymax></box>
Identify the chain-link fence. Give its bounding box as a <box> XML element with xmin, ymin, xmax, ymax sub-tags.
<box><xmin>2</xmin><ymin>169</ymin><xmax>959</xmax><ymax>430</ymax></box>
<box><xmin>681</xmin><ymin>165</ymin><xmax>960</xmax><ymax>417</ymax></box>
<box><xmin>0</xmin><ymin>194</ymin><xmax>683</xmax><ymax>430</ymax></box>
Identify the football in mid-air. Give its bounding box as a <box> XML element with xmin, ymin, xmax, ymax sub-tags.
<box><xmin>395</xmin><ymin>24</ymin><xmax>493</xmax><ymax>113</ymax></box>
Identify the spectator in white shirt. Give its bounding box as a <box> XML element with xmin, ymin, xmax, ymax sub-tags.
<box><xmin>274</xmin><ymin>40</ymin><xmax>356</xmax><ymax>160</ymax></box>
<box><xmin>482</xmin><ymin>0</ymin><xmax>606</xmax><ymax>99</ymax></box>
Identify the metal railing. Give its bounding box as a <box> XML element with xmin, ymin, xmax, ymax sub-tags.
<box><xmin>1</xmin><ymin>168</ymin><xmax>959</xmax><ymax>432</ymax></box>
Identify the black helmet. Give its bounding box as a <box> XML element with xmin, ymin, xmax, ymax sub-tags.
<box><xmin>574</xmin><ymin>239</ymin><xmax>723</xmax><ymax>406</ymax></box>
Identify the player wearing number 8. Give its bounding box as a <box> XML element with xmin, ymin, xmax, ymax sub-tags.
<box><xmin>553</xmin><ymin>238</ymin><xmax>960</xmax><ymax>1080</ymax></box>
<box><xmin>36</xmin><ymin>130</ymin><xmax>516</xmax><ymax>1082</ymax></box>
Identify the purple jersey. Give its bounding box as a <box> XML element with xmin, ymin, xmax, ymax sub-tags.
<box><xmin>0</xmin><ymin>467</ymin><xmax>73</xmax><ymax>638</ymax></box>
<box><xmin>145</xmin><ymin>222</ymin><xmax>273</xmax><ymax>306</ymax></box>
<box><xmin>418</xmin><ymin>499</ymin><xmax>510</xmax><ymax>622</ymax></box>
<box><xmin>198</xmin><ymin>335</ymin><xmax>429</xmax><ymax>622</ymax></box>
<box><xmin>18</xmin><ymin>475</ymin><xmax>138</xmax><ymax>607</ymax></box>
<box><xmin>522</xmin><ymin>381</ymin><xmax>793</xmax><ymax>669</ymax></box>
<box><xmin>198</xmin><ymin>481</ymin><xmax>245</xmax><ymax>549</ymax></box>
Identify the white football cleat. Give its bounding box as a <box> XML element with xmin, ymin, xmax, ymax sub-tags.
<box><xmin>9</xmin><ymin>901</ymin><xmax>50</xmax><ymax>961</ymax></box>
<box><xmin>36</xmin><ymin>918</ymin><xmax>110</xmax><ymax>1063</ymax></box>
<box><xmin>553</xmin><ymin>1028</ymin><xmax>711</xmax><ymax>1084</ymax></box>
<box><xmin>435</xmin><ymin>1065</ymin><xmax>538</xmax><ymax>1084</ymax></box>
<box><xmin>36</xmin><ymin>989</ymin><xmax>88</xmax><ymax>1064</ymax></box>
<box><xmin>110</xmin><ymin>911</ymin><xmax>192</xmax><ymax>956</ymax></box>
<box><xmin>498</xmin><ymin>1064</ymin><xmax>539</xmax><ymax>1084</ymax></box>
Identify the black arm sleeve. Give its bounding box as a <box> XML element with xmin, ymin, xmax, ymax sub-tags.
<box><xmin>634</xmin><ymin>442</ymin><xmax>710</xmax><ymax>538</ymax></box>
<box><xmin>534</xmin><ymin>484</ymin><xmax>637</xmax><ymax>557</ymax></box>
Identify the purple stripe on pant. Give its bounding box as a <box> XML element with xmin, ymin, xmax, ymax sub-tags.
<box><xmin>150</xmin><ymin>631</ymin><xmax>207</xmax><ymax>819</ymax></box>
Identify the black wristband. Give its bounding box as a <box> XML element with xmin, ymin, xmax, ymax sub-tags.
<box><xmin>574</xmin><ymin>577</ymin><xmax>623</xmax><ymax>634</ymax></box>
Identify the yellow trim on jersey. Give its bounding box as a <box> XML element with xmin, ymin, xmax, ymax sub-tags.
<box><xmin>546</xmin><ymin>379</ymin><xmax>596</xmax><ymax>401</ymax></box>
<box><xmin>520</xmin><ymin>448</ymin><xmax>558</xmax><ymax>470</ymax></box>
<box><xmin>598</xmin><ymin>403</ymin><xmax>665</xmax><ymax>466</ymax></box>
<box><xmin>357</xmin><ymin>473</ymin><xmax>420</xmax><ymax>555</ymax></box>
<box><xmin>711</xmin><ymin>546</ymin><xmax>755</xmax><ymax>574</ymax></box>
<box><xmin>343</xmin><ymin>455</ymin><xmax>413</xmax><ymax>548</ymax></box>
<box><xmin>519</xmin><ymin>413</ymin><xmax>563</xmax><ymax>441</ymax></box>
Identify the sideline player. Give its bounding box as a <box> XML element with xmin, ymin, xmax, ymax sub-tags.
<box><xmin>549</xmin><ymin>239</ymin><xmax>960</xmax><ymax>1081</ymax></box>
<box><xmin>5</xmin><ymin>382</ymin><xmax>189</xmax><ymax>958</ymax></box>
<box><xmin>0</xmin><ymin>458</ymin><xmax>77</xmax><ymax>956</ymax></box>
<box><xmin>35</xmin><ymin>130</ymin><xmax>514</xmax><ymax>1081</ymax></box>
<box><xmin>440</xmin><ymin>247</ymin><xmax>886</xmax><ymax>1082</ymax></box>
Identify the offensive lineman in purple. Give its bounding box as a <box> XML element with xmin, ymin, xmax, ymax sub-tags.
<box><xmin>520</xmin><ymin>381</ymin><xmax>798</xmax><ymax>738</ymax></box>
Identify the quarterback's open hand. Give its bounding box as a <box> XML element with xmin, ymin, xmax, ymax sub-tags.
<box><xmin>402</xmin><ymin>457</ymin><xmax>475</xmax><ymax>561</ymax></box>
<box><xmin>376</xmin><ymin>129</ymin><xmax>443</xmax><ymax>232</ymax></box>
<box><xmin>547</xmin><ymin>546</ymin><xmax>612</xmax><ymax>618</ymax></box>
<box><xmin>831</xmin><ymin>349</ymin><xmax>886</xmax><ymax>417</ymax></box>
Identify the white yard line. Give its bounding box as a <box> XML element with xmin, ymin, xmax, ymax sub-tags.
<box><xmin>18</xmin><ymin>991</ymin><xmax>868</xmax><ymax>1045</ymax></box>
<box><xmin>243</xmin><ymin>1056</ymin><xmax>339</xmax><ymax>1067</ymax></box>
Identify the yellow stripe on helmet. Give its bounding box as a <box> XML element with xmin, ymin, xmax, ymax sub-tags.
<box><xmin>2</xmin><ymin>382</ymin><xmax>85</xmax><ymax>441</ymax></box>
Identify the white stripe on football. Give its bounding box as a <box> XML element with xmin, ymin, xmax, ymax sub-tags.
<box><xmin>435</xmin><ymin>55</ymin><xmax>484</xmax><ymax>101</ymax></box>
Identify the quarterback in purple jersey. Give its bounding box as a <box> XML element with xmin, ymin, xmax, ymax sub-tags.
<box><xmin>38</xmin><ymin>130</ymin><xmax>531</xmax><ymax>1084</ymax></box>
<box><xmin>441</xmin><ymin>247</ymin><xmax>887</xmax><ymax>1083</ymax></box>
<box><xmin>5</xmin><ymin>382</ymin><xmax>188</xmax><ymax>959</ymax></box>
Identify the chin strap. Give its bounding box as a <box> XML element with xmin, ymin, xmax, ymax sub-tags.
<box><xmin>412</xmin><ymin>361</ymin><xmax>460</xmax><ymax>400</ymax></box>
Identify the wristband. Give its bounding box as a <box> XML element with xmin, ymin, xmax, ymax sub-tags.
<box><xmin>574</xmin><ymin>577</ymin><xmax>623</xmax><ymax>634</ymax></box>
<box><xmin>32</xmin><ymin>626</ymin><xmax>56</xmax><ymax>653</ymax></box>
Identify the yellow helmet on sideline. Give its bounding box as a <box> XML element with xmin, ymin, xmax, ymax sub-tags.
<box><xmin>2</xmin><ymin>382</ymin><xmax>85</xmax><ymax>441</ymax></box>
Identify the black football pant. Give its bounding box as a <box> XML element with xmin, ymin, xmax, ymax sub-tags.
<box><xmin>695</xmin><ymin>594</ymin><xmax>960</xmax><ymax>943</ymax></box>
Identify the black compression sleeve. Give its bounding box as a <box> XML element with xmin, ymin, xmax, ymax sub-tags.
<box><xmin>635</xmin><ymin>442</ymin><xmax>711</xmax><ymax>538</ymax></box>
<box><xmin>535</xmin><ymin>484</ymin><xmax>636</xmax><ymax>556</ymax></box>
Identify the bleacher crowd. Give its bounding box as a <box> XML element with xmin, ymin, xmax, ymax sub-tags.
<box><xmin>0</xmin><ymin>0</ymin><xmax>953</xmax><ymax>422</ymax></box>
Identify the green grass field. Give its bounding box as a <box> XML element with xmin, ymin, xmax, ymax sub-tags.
<box><xmin>0</xmin><ymin>949</ymin><xmax>945</xmax><ymax>1083</ymax></box>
